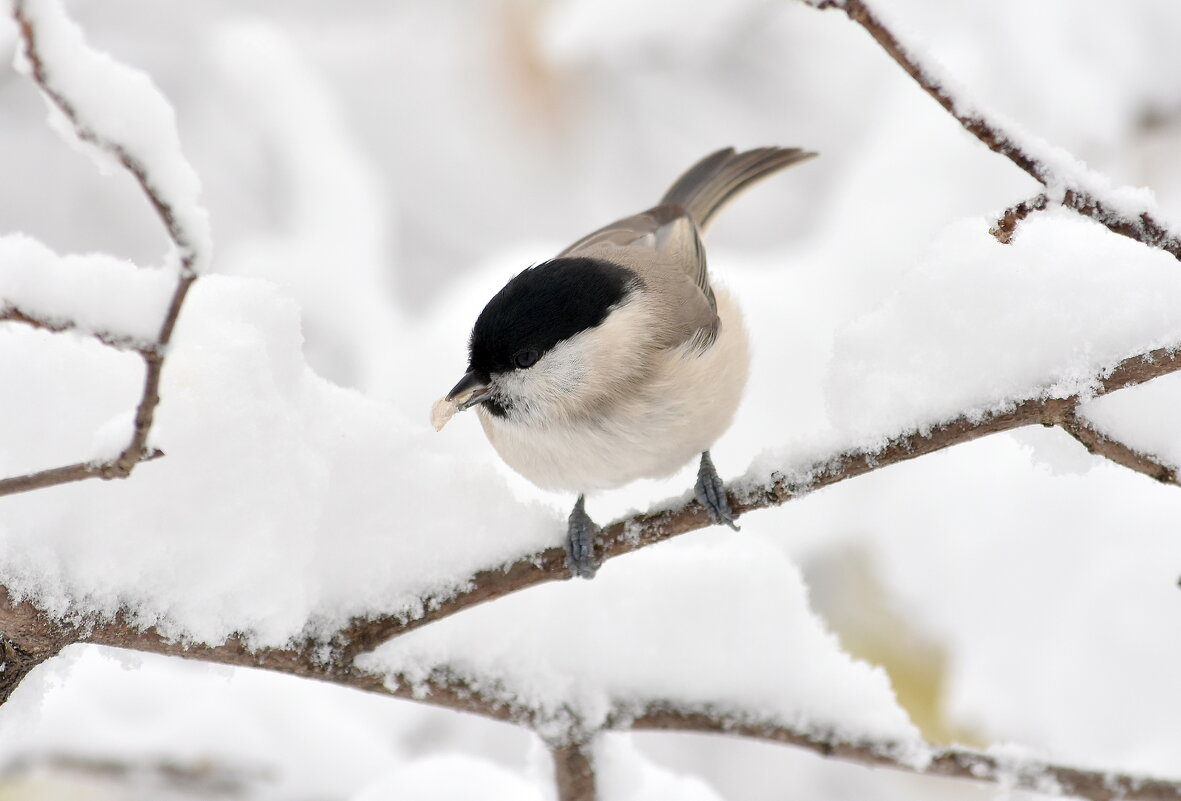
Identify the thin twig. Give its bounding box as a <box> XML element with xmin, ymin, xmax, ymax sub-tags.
<box><xmin>0</xmin><ymin>451</ymin><xmax>166</xmax><ymax>498</ymax></box>
<box><xmin>1056</xmin><ymin>410</ymin><xmax>1178</xmax><ymax>486</ymax></box>
<box><xmin>11</xmin><ymin>3</ymin><xmax>199</xmax><ymax>267</ymax></box>
<box><xmin>627</xmin><ymin>705</ymin><xmax>1181</xmax><ymax>801</ymax></box>
<box><xmin>991</xmin><ymin>194</ymin><xmax>1050</xmax><ymax>244</ymax></box>
<box><xmin>3</xmin><ymin>2</ymin><xmax>203</xmax><ymax>488</ymax></box>
<box><xmin>808</xmin><ymin>0</ymin><xmax>1181</xmax><ymax>260</ymax></box>
<box><xmin>0</xmin><ymin>306</ymin><xmax>154</xmax><ymax>353</ymax></box>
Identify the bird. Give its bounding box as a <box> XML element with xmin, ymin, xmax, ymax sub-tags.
<box><xmin>433</xmin><ymin>147</ymin><xmax>817</xmax><ymax>579</ymax></box>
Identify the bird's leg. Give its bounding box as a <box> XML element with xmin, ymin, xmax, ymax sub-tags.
<box><xmin>695</xmin><ymin>451</ymin><xmax>739</xmax><ymax>531</ymax></box>
<box><xmin>566</xmin><ymin>494</ymin><xmax>600</xmax><ymax>579</ymax></box>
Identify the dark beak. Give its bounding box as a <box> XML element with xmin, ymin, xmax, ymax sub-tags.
<box><xmin>446</xmin><ymin>370</ymin><xmax>492</xmax><ymax>411</ymax></box>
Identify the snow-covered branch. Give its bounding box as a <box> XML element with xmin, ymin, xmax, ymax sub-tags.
<box><xmin>5</xmin><ymin>587</ymin><xmax>1181</xmax><ymax>801</ymax></box>
<box><xmin>310</xmin><ymin>343</ymin><xmax>1181</xmax><ymax>658</ymax></box>
<box><xmin>808</xmin><ymin>0</ymin><xmax>1181</xmax><ymax>259</ymax></box>
<box><xmin>3</xmin><ymin>1</ymin><xmax>1181</xmax><ymax>799</ymax></box>
<box><xmin>1058</xmin><ymin>410</ymin><xmax>1179</xmax><ymax>487</ymax></box>
<box><xmin>0</xmin><ymin>305</ymin><xmax>153</xmax><ymax>354</ymax></box>
<box><xmin>11</xmin><ymin>0</ymin><xmax>209</xmax><ymax>268</ymax></box>
<box><xmin>627</xmin><ymin>705</ymin><xmax>1181</xmax><ymax>801</ymax></box>
<box><xmin>1</xmin><ymin>0</ymin><xmax>209</xmax><ymax>491</ymax></box>
<box><xmin>0</xmin><ymin>334</ymin><xmax>1179</xmax><ymax>797</ymax></box>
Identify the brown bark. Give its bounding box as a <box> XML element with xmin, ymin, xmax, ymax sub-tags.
<box><xmin>552</xmin><ymin>743</ymin><xmax>597</xmax><ymax>801</ymax></box>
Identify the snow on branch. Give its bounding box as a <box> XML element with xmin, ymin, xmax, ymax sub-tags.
<box><xmin>0</xmin><ymin>304</ymin><xmax>153</xmax><ymax>355</ymax></box>
<box><xmin>807</xmin><ymin>0</ymin><xmax>1181</xmax><ymax>260</ymax></box>
<box><xmin>1</xmin><ymin>337</ymin><xmax>1180</xmax><ymax>799</ymax></box>
<box><xmin>0</xmin><ymin>0</ymin><xmax>210</xmax><ymax>493</ymax></box>
<box><xmin>11</xmin><ymin>0</ymin><xmax>211</xmax><ymax>268</ymax></box>
<box><xmin>3</xmin><ymin>3</ymin><xmax>1181</xmax><ymax>800</ymax></box>
<box><xmin>311</xmin><ymin>343</ymin><xmax>1181</xmax><ymax>658</ymax></box>
<box><xmin>629</xmin><ymin>705</ymin><xmax>1181</xmax><ymax>801</ymax></box>
<box><xmin>5</xmin><ymin>583</ymin><xmax>1181</xmax><ymax>801</ymax></box>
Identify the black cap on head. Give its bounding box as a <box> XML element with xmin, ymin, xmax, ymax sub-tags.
<box><xmin>468</xmin><ymin>257</ymin><xmax>637</xmax><ymax>375</ymax></box>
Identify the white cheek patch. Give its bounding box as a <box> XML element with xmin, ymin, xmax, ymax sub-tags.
<box><xmin>493</xmin><ymin>297</ymin><xmax>661</xmax><ymax>422</ymax></box>
<box><xmin>496</xmin><ymin>336</ymin><xmax>594</xmax><ymax>419</ymax></box>
<box><xmin>491</xmin><ymin>297</ymin><xmax>652</xmax><ymax>422</ymax></box>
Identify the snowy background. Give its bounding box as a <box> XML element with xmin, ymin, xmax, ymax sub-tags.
<box><xmin>3</xmin><ymin>0</ymin><xmax>1181</xmax><ymax>798</ymax></box>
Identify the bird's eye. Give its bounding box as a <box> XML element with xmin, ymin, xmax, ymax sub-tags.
<box><xmin>513</xmin><ymin>348</ymin><xmax>540</xmax><ymax>369</ymax></box>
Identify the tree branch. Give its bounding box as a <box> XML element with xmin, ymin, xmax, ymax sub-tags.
<box><xmin>0</xmin><ymin>343</ymin><xmax>1176</xmax><ymax>700</ymax></box>
<box><xmin>627</xmin><ymin>705</ymin><xmax>1181</xmax><ymax>801</ymax></box>
<box><xmin>0</xmin><ymin>595</ymin><xmax>68</xmax><ymax>704</ymax></box>
<box><xmin>807</xmin><ymin>0</ymin><xmax>1181</xmax><ymax>260</ymax></box>
<box><xmin>0</xmin><ymin>305</ymin><xmax>154</xmax><ymax>354</ymax></box>
<box><xmin>991</xmin><ymin>194</ymin><xmax>1050</xmax><ymax>244</ymax></box>
<box><xmin>551</xmin><ymin>743</ymin><xmax>597</xmax><ymax>801</ymax></box>
<box><xmin>2</xmin><ymin>1</ymin><xmax>203</xmax><ymax>490</ymax></box>
<box><xmin>3</xmin><ymin>4</ymin><xmax>1181</xmax><ymax>801</ymax></box>
<box><xmin>0</xmin><ymin>452</ymin><xmax>166</xmax><ymax>498</ymax></box>
<box><xmin>11</xmin><ymin>2</ymin><xmax>199</xmax><ymax>267</ymax></box>
<box><xmin>2</xmin><ymin>754</ymin><xmax>267</xmax><ymax>796</ymax></box>
<box><xmin>9</xmin><ymin>585</ymin><xmax>1180</xmax><ymax>801</ymax></box>
<box><xmin>1056</xmin><ymin>409</ymin><xmax>1178</xmax><ymax>486</ymax></box>
<box><xmin>322</xmin><ymin>344</ymin><xmax>1181</xmax><ymax>657</ymax></box>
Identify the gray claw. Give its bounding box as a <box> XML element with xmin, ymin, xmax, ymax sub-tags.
<box><xmin>695</xmin><ymin>451</ymin><xmax>740</xmax><ymax>531</ymax></box>
<box><xmin>566</xmin><ymin>494</ymin><xmax>600</xmax><ymax>579</ymax></box>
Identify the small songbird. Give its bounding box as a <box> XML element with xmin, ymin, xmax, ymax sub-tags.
<box><xmin>433</xmin><ymin>147</ymin><xmax>817</xmax><ymax>578</ymax></box>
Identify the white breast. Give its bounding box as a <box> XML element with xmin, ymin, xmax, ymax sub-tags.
<box><xmin>477</xmin><ymin>286</ymin><xmax>750</xmax><ymax>493</ymax></box>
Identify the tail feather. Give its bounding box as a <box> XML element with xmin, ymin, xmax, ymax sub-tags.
<box><xmin>660</xmin><ymin>147</ymin><xmax>817</xmax><ymax>231</ymax></box>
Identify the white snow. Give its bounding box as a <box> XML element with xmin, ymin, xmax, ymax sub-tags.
<box><xmin>824</xmin><ymin>210</ymin><xmax>1181</xmax><ymax>445</ymax></box>
<box><xmin>361</xmin><ymin>536</ymin><xmax>918</xmax><ymax>745</ymax></box>
<box><xmin>0</xmin><ymin>272</ymin><xmax>561</xmax><ymax>645</ymax></box>
<box><xmin>0</xmin><ymin>233</ymin><xmax>173</xmax><ymax>344</ymax></box>
<box><xmin>3</xmin><ymin>0</ymin><xmax>1181</xmax><ymax>799</ymax></box>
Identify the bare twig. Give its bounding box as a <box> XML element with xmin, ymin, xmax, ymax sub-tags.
<box><xmin>807</xmin><ymin>0</ymin><xmax>1181</xmax><ymax>259</ymax></box>
<box><xmin>1</xmin><ymin>2</ymin><xmax>203</xmax><ymax>490</ymax></box>
<box><xmin>0</xmin><ymin>451</ymin><xmax>166</xmax><ymax>498</ymax></box>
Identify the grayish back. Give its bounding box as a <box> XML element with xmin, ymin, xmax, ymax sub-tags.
<box><xmin>559</xmin><ymin>147</ymin><xmax>817</xmax><ymax>351</ymax></box>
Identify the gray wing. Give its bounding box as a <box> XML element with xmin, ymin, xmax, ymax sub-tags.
<box><xmin>556</xmin><ymin>148</ymin><xmax>817</xmax><ymax>352</ymax></box>
<box><xmin>559</xmin><ymin>203</ymin><xmax>719</xmax><ymax>350</ymax></box>
<box><xmin>559</xmin><ymin>203</ymin><xmax>713</xmax><ymax>305</ymax></box>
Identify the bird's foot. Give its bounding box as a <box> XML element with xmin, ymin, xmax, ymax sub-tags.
<box><xmin>695</xmin><ymin>451</ymin><xmax>740</xmax><ymax>531</ymax></box>
<box><xmin>566</xmin><ymin>494</ymin><xmax>600</xmax><ymax>579</ymax></box>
